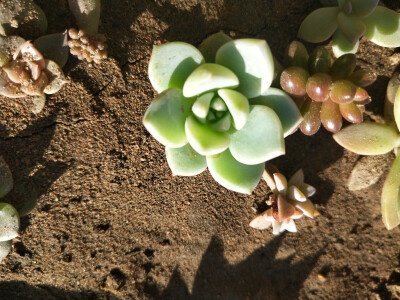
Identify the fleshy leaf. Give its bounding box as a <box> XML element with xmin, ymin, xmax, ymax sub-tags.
<box><xmin>393</xmin><ymin>75</ymin><xmax>400</xmax><ymax>132</ymax></box>
<box><xmin>207</xmin><ymin>149</ymin><xmax>264</xmax><ymax>194</ymax></box>
<box><xmin>165</xmin><ymin>144</ymin><xmax>207</xmax><ymax>176</ymax></box>
<box><xmin>298</xmin><ymin>7</ymin><xmax>339</xmax><ymax>43</ymax></box>
<box><xmin>208</xmin><ymin>112</ymin><xmax>232</xmax><ymax>132</ymax></box>
<box><xmin>34</xmin><ymin>32</ymin><xmax>69</xmax><ymax>68</ymax></box>
<box><xmin>198</xmin><ymin>31</ymin><xmax>232</xmax><ymax>63</ymax></box>
<box><xmin>0</xmin><ymin>69</ymin><xmax>25</xmax><ymax>98</ymax></box>
<box><xmin>218</xmin><ymin>89</ymin><xmax>249</xmax><ymax>130</ymax></box>
<box><xmin>192</xmin><ymin>92</ymin><xmax>214</xmax><ymax>119</ymax></box>
<box><xmin>185</xmin><ymin>115</ymin><xmax>230</xmax><ymax>156</ymax></box>
<box><xmin>2</xmin><ymin>180</ymin><xmax>38</xmax><ymax>217</ymax></box>
<box><xmin>364</xmin><ymin>6</ymin><xmax>400</xmax><ymax>48</ymax></box>
<box><xmin>229</xmin><ymin>105</ymin><xmax>285</xmax><ymax>165</ymax></box>
<box><xmin>337</xmin><ymin>12</ymin><xmax>366</xmax><ymax>44</ymax></box>
<box><xmin>148</xmin><ymin>42</ymin><xmax>204</xmax><ymax>93</ymax></box>
<box><xmin>0</xmin><ymin>36</ymin><xmax>25</xmax><ymax>67</ymax></box>
<box><xmin>143</xmin><ymin>88</ymin><xmax>194</xmax><ymax>148</ymax></box>
<box><xmin>31</xmin><ymin>95</ymin><xmax>46</xmax><ymax>114</ymax></box>
<box><xmin>68</xmin><ymin>0</ymin><xmax>100</xmax><ymax>36</ymax></box>
<box><xmin>249</xmin><ymin>210</ymin><xmax>272</xmax><ymax>230</ymax></box>
<box><xmin>0</xmin><ymin>240</ymin><xmax>11</xmax><ymax>262</ymax></box>
<box><xmin>43</xmin><ymin>60</ymin><xmax>68</xmax><ymax>94</ymax></box>
<box><xmin>250</xmin><ymin>88</ymin><xmax>302</xmax><ymax>137</ymax></box>
<box><xmin>385</xmin><ymin>72</ymin><xmax>400</xmax><ymax>127</ymax></box>
<box><xmin>0</xmin><ymin>203</ymin><xmax>19</xmax><ymax>242</ymax></box>
<box><xmin>0</xmin><ymin>156</ymin><xmax>13</xmax><ymax>199</ymax></box>
<box><xmin>350</xmin><ymin>0</ymin><xmax>379</xmax><ymax>17</ymax></box>
<box><xmin>333</xmin><ymin>123</ymin><xmax>399</xmax><ymax>155</ymax></box>
<box><xmin>332</xmin><ymin>29</ymin><xmax>359</xmax><ymax>57</ymax></box>
<box><xmin>288</xmin><ymin>169</ymin><xmax>304</xmax><ymax>187</ymax></box>
<box><xmin>294</xmin><ymin>199</ymin><xmax>315</xmax><ymax>218</ymax></box>
<box><xmin>382</xmin><ymin>154</ymin><xmax>400</xmax><ymax>230</ymax></box>
<box><xmin>216</xmin><ymin>39</ymin><xmax>274</xmax><ymax>98</ymax></box>
<box><xmin>182</xmin><ymin>63</ymin><xmax>239</xmax><ymax>98</ymax></box>
<box><xmin>284</xmin><ymin>41</ymin><xmax>309</xmax><ymax>69</ymax></box>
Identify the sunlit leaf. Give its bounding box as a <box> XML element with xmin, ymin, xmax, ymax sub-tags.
<box><xmin>198</xmin><ymin>31</ymin><xmax>232</xmax><ymax>63</ymax></box>
<box><xmin>0</xmin><ymin>156</ymin><xmax>13</xmax><ymax>199</ymax></box>
<box><xmin>43</xmin><ymin>60</ymin><xmax>68</xmax><ymax>94</ymax></box>
<box><xmin>207</xmin><ymin>149</ymin><xmax>264</xmax><ymax>194</ymax></box>
<box><xmin>229</xmin><ymin>105</ymin><xmax>284</xmax><ymax>165</ymax></box>
<box><xmin>34</xmin><ymin>32</ymin><xmax>69</xmax><ymax>68</ymax></box>
<box><xmin>68</xmin><ymin>0</ymin><xmax>100</xmax><ymax>36</ymax></box>
<box><xmin>192</xmin><ymin>92</ymin><xmax>214</xmax><ymax>119</ymax></box>
<box><xmin>218</xmin><ymin>89</ymin><xmax>249</xmax><ymax>130</ymax></box>
<box><xmin>216</xmin><ymin>39</ymin><xmax>274</xmax><ymax>98</ymax></box>
<box><xmin>332</xmin><ymin>29</ymin><xmax>359</xmax><ymax>57</ymax></box>
<box><xmin>393</xmin><ymin>82</ymin><xmax>400</xmax><ymax>133</ymax></box>
<box><xmin>31</xmin><ymin>95</ymin><xmax>46</xmax><ymax>114</ymax></box>
<box><xmin>0</xmin><ymin>240</ymin><xmax>11</xmax><ymax>262</ymax></box>
<box><xmin>0</xmin><ymin>203</ymin><xmax>19</xmax><ymax>242</ymax></box>
<box><xmin>382</xmin><ymin>154</ymin><xmax>400</xmax><ymax>230</ymax></box>
<box><xmin>0</xmin><ymin>36</ymin><xmax>25</xmax><ymax>67</ymax></box>
<box><xmin>148</xmin><ymin>42</ymin><xmax>204</xmax><ymax>93</ymax></box>
<box><xmin>298</xmin><ymin>7</ymin><xmax>339</xmax><ymax>43</ymax></box>
<box><xmin>143</xmin><ymin>88</ymin><xmax>194</xmax><ymax>148</ymax></box>
<box><xmin>165</xmin><ymin>144</ymin><xmax>207</xmax><ymax>176</ymax></box>
<box><xmin>333</xmin><ymin>123</ymin><xmax>398</xmax><ymax>155</ymax></box>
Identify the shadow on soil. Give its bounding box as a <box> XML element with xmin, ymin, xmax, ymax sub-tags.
<box><xmin>158</xmin><ymin>235</ymin><xmax>323</xmax><ymax>300</ymax></box>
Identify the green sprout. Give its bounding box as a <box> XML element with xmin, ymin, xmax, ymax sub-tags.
<box><xmin>0</xmin><ymin>156</ymin><xmax>20</xmax><ymax>262</ymax></box>
<box><xmin>298</xmin><ymin>0</ymin><xmax>400</xmax><ymax>57</ymax></box>
<box><xmin>143</xmin><ymin>32</ymin><xmax>302</xmax><ymax>194</ymax></box>
<box><xmin>280</xmin><ymin>41</ymin><xmax>376</xmax><ymax>135</ymax></box>
<box><xmin>333</xmin><ymin>73</ymin><xmax>400</xmax><ymax>230</ymax></box>
<box><xmin>250</xmin><ymin>167</ymin><xmax>318</xmax><ymax>235</ymax></box>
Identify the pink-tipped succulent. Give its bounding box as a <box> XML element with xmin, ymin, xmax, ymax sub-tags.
<box><xmin>67</xmin><ymin>28</ymin><xmax>108</xmax><ymax>64</ymax></box>
<box><xmin>250</xmin><ymin>169</ymin><xmax>318</xmax><ymax>235</ymax></box>
<box><xmin>0</xmin><ymin>41</ymin><xmax>68</xmax><ymax>98</ymax></box>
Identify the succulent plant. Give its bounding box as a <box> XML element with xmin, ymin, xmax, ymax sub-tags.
<box><xmin>0</xmin><ymin>156</ymin><xmax>20</xmax><ymax>262</ymax></box>
<box><xmin>67</xmin><ymin>0</ymin><xmax>108</xmax><ymax>64</ymax></box>
<box><xmin>280</xmin><ymin>41</ymin><xmax>376</xmax><ymax>135</ymax></box>
<box><xmin>333</xmin><ymin>73</ymin><xmax>400</xmax><ymax>230</ymax></box>
<box><xmin>298</xmin><ymin>0</ymin><xmax>400</xmax><ymax>57</ymax></box>
<box><xmin>250</xmin><ymin>168</ymin><xmax>318</xmax><ymax>235</ymax></box>
<box><xmin>143</xmin><ymin>32</ymin><xmax>302</xmax><ymax>194</ymax></box>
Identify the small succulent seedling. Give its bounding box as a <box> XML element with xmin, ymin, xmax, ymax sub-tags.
<box><xmin>144</xmin><ymin>32</ymin><xmax>302</xmax><ymax>194</ymax></box>
<box><xmin>0</xmin><ymin>156</ymin><xmax>20</xmax><ymax>262</ymax></box>
<box><xmin>280</xmin><ymin>41</ymin><xmax>376</xmax><ymax>135</ymax></box>
<box><xmin>250</xmin><ymin>167</ymin><xmax>318</xmax><ymax>235</ymax></box>
<box><xmin>333</xmin><ymin>73</ymin><xmax>400</xmax><ymax>229</ymax></box>
<box><xmin>298</xmin><ymin>0</ymin><xmax>400</xmax><ymax>57</ymax></box>
<box><xmin>67</xmin><ymin>0</ymin><xmax>108</xmax><ymax>64</ymax></box>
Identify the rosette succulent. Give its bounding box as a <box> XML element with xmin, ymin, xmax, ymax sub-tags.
<box><xmin>333</xmin><ymin>73</ymin><xmax>400</xmax><ymax>230</ymax></box>
<box><xmin>250</xmin><ymin>169</ymin><xmax>317</xmax><ymax>235</ymax></box>
<box><xmin>298</xmin><ymin>0</ymin><xmax>400</xmax><ymax>57</ymax></box>
<box><xmin>280</xmin><ymin>41</ymin><xmax>376</xmax><ymax>135</ymax></box>
<box><xmin>143</xmin><ymin>32</ymin><xmax>302</xmax><ymax>194</ymax></box>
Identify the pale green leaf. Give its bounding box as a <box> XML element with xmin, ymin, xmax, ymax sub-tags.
<box><xmin>250</xmin><ymin>88</ymin><xmax>302</xmax><ymax>137</ymax></box>
<box><xmin>229</xmin><ymin>105</ymin><xmax>285</xmax><ymax>165</ymax></box>
<box><xmin>0</xmin><ymin>240</ymin><xmax>11</xmax><ymax>262</ymax></box>
<box><xmin>185</xmin><ymin>115</ymin><xmax>230</xmax><ymax>156</ymax></box>
<box><xmin>2</xmin><ymin>180</ymin><xmax>38</xmax><ymax>217</ymax></box>
<box><xmin>43</xmin><ymin>60</ymin><xmax>68</xmax><ymax>95</ymax></box>
<box><xmin>207</xmin><ymin>149</ymin><xmax>265</xmax><ymax>194</ymax></box>
<box><xmin>217</xmin><ymin>89</ymin><xmax>249</xmax><ymax>130</ymax></box>
<box><xmin>0</xmin><ymin>203</ymin><xmax>19</xmax><ymax>242</ymax></box>
<box><xmin>148</xmin><ymin>42</ymin><xmax>204</xmax><ymax>93</ymax></box>
<box><xmin>165</xmin><ymin>144</ymin><xmax>207</xmax><ymax>176</ymax></box>
<box><xmin>210</xmin><ymin>97</ymin><xmax>227</xmax><ymax>111</ymax></box>
<box><xmin>350</xmin><ymin>0</ymin><xmax>379</xmax><ymax>17</ymax></box>
<box><xmin>198</xmin><ymin>31</ymin><xmax>232</xmax><ymax>63</ymax></box>
<box><xmin>143</xmin><ymin>88</ymin><xmax>194</xmax><ymax>148</ymax></box>
<box><xmin>333</xmin><ymin>123</ymin><xmax>398</xmax><ymax>155</ymax></box>
<box><xmin>337</xmin><ymin>12</ymin><xmax>366</xmax><ymax>44</ymax></box>
<box><xmin>182</xmin><ymin>63</ymin><xmax>239</xmax><ymax>98</ymax></box>
<box><xmin>332</xmin><ymin>29</ymin><xmax>359</xmax><ymax>57</ymax></box>
<box><xmin>0</xmin><ymin>36</ymin><xmax>25</xmax><ymax>67</ymax></box>
<box><xmin>394</xmin><ymin>84</ymin><xmax>400</xmax><ymax>133</ymax></box>
<box><xmin>382</xmin><ymin>154</ymin><xmax>400</xmax><ymax>230</ymax></box>
<box><xmin>298</xmin><ymin>7</ymin><xmax>339</xmax><ymax>43</ymax></box>
<box><xmin>192</xmin><ymin>92</ymin><xmax>214</xmax><ymax>119</ymax></box>
<box><xmin>68</xmin><ymin>0</ymin><xmax>100</xmax><ymax>36</ymax></box>
<box><xmin>34</xmin><ymin>32</ymin><xmax>69</xmax><ymax>68</ymax></box>
<box><xmin>0</xmin><ymin>156</ymin><xmax>13</xmax><ymax>199</ymax></box>
<box><xmin>216</xmin><ymin>39</ymin><xmax>274</xmax><ymax>98</ymax></box>
<box><xmin>364</xmin><ymin>6</ymin><xmax>400</xmax><ymax>48</ymax></box>
<box><xmin>208</xmin><ymin>112</ymin><xmax>232</xmax><ymax>132</ymax></box>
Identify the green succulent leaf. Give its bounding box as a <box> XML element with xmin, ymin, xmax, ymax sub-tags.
<box><xmin>165</xmin><ymin>144</ymin><xmax>207</xmax><ymax>176</ymax></box>
<box><xmin>2</xmin><ymin>180</ymin><xmax>38</xmax><ymax>217</ymax></box>
<box><xmin>43</xmin><ymin>60</ymin><xmax>68</xmax><ymax>95</ymax></box>
<box><xmin>0</xmin><ymin>240</ymin><xmax>11</xmax><ymax>262</ymax></box>
<box><xmin>0</xmin><ymin>156</ymin><xmax>13</xmax><ymax>199</ymax></box>
<box><xmin>332</xmin><ymin>29</ymin><xmax>359</xmax><ymax>57</ymax></box>
<box><xmin>185</xmin><ymin>115</ymin><xmax>230</xmax><ymax>156</ymax></box>
<box><xmin>192</xmin><ymin>92</ymin><xmax>214</xmax><ymax>119</ymax></box>
<box><xmin>250</xmin><ymin>88</ymin><xmax>302</xmax><ymax>137</ymax></box>
<box><xmin>337</xmin><ymin>12</ymin><xmax>366</xmax><ymax>45</ymax></box>
<box><xmin>34</xmin><ymin>32</ymin><xmax>69</xmax><ymax>68</ymax></box>
<box><xmin>216</xmin><ymin>39</ymin><xmax>274</xmax><ymax>98</ymax></box>
<box><xmin>0</xmin><ymin>35</ymin><xmax>25</xmax><ymax>67</ymax></box>
<box><xmin>182</xmin><ymin>63</ymin><xmax>239</xmax><ymax>98</ymax></box>
<box><xmin>364</xmin><ymin>6</ymin><xmax>400</xmax><ymax>48</ymax></box>
<box><xmin>68</xmin><ymin>0</ymin><xmax>100</xmax><ymax>36</ymax></box>
<box><xmin>0</xmin><ymin>203</ymin><xmax>19</xmax><ymax>242</ymax></box>
<box><xmin>143</xmin><ymin>88</ymin><xmax>194</xmax><ymax>148</ymax></box>
<box><xmin>393</xmin><ymin>84</ymin><xmax>400</xmax><ymax>133</ymax></box>
<box><xmin>382</xmin><ymin>154</ymin><xmax>400</xmax><ymax>230</ymax></box>
<box><xmin>350</xmin><ymin>0</ymin><xmax>379</xmax><ymax>17</ymax></box>
<box><xmin>199</xmin><ymin>31</ymin><xmax>232</xmax><ymax>63</ymax></box>
<box><xmin>284</xmin><ymin>41</ymin><xmax>309</xmax><ymax>69</ymax></box>
<box><xmin>298</xmin><ymin>7</ymin><xmax>339</xmax><ymax>43</ymax></box>
<box><xmin>208</xmin><ymin>112</ymin><xmax>232</xmax><ymax>132</ymax></box>
<box><xmin>217</xmin><ymin>89</ymin><xmax>249</xmax><ymax>130</ymax></box>
<box><xmin>229</xmin><ymin>105</ymin><xmax>285</xmax><ymax>165</ymax></box>
<box><xmin>148</xmin><ymin>42</ymin><xmax>204</xmax><ymax>93</ymax></box>
<box><xmin>207</xmin><ymin>149</ymin><xmax>265</xmax><ymax>194</ymax></box>
<box><xmin>333</xmin><ymin>123</ymin><xmax>398</xmax><ymax>155</ymax></box>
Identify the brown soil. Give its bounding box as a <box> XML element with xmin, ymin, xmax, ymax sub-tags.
<box><xmin>1</xmin><ymin>0</ymin><xmax>400</xmax><ymax>299</ymax></box>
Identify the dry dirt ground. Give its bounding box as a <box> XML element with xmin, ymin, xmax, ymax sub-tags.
<box><xmin>1</xmin><ymin>0</ymin><xmax>400</xmax><ymax>299</ymax></box>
